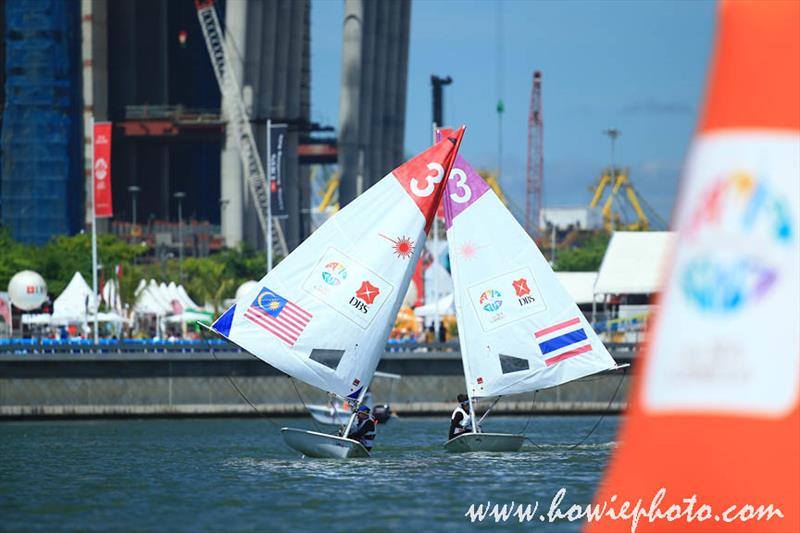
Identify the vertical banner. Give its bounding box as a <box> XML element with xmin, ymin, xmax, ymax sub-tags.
<box><xmin>268</xmin><ymin>123</ymin><xmax>288</xmax><ymax>218</ymax></box>
<box><xmin>0</xmin><ymin>292</ymin><xmax>11</xmax><ymax>327</ymax></box>
<box><xmin>93</xmin><ymin>122</ymin><xmax>113</xmax><ymax>218</ymax></box>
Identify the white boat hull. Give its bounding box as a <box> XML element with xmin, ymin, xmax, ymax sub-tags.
<box><xmin>281</xmin><ymin>428</ymin><xmax>370</xmax><ymax>459</ymax></box>
<box><xmin>443</xmin><ymin>432</ymin><xmax>525</xmax><ymax>453</ymax></box>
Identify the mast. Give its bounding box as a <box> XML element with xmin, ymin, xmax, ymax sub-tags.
<box><xmin>448</xmin><ymin>232</ymin><xmax>481</xmax><ymax>434</ymax></box>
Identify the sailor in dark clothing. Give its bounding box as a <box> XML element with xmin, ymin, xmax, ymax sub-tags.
<box><xmin>347</xmin><ymin>405</ymin><xmax>377</xmax><ymax>451</ymax></box>
<box><xmin>448</xmin><ymin>393</ymin><xmax>474</xmax><ymax>440</ymax></box>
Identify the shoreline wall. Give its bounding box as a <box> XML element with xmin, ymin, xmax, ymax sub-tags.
<box><xmin>0</xmin><ymin>350</ymin><xmax>633</xmax><ymax>420</ymax></box>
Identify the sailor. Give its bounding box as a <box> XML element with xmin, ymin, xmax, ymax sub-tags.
<box><xmin>347</xmin><ymin>405</ymin><xmax>377</xmax><ymax>451</ymax></box>
<box><xmin>448</xmin><ymin>393</ymin><xmax>474</xmax><ymax>440</ymax></box>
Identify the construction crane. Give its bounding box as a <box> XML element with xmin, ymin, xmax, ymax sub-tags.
<box><xmin>194</xmin><ymin>0</ymin><xmax>288</xmax><ymax>257</ymax></box>
<box><xmin>589</xmin><ymin>168</ymin><xmax>649</xmax><ymax>231</ymax></box>
<box><xmin>316</xmin><ymin>172</ymin><xmax>340</xmax><ymax>214</ymax></box>
<box><xmin>526</xmin><ymin>71</ymin><xmax>543</xmax><ymax>236</ymax></box>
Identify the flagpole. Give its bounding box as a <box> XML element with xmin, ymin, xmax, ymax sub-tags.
<box><xmin>431</xmin><ymin>121</ymin><xmax>440</xmax><ymax>341</ymax></box>
<box><xmin>266</xmin><ymin>119</ymin><xmax>273</xmax><ymax>272</ymax></box>
<box><xmin>90</xmin><ymin>117</ymin><xmax>99</xmax><ymax>344</ymax></box>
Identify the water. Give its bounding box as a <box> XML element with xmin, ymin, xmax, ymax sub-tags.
<box><xmin>0</xmin><ymin>416</ymin><xmax>619</xmax><ymax>532</ymax></box>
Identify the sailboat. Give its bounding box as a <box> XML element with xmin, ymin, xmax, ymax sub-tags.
<box><xmin>207</xmin><ymin>128</ymin><xmax>465</xmax><ymax>458</ymax></box>
<box><xmin>439</xmin><ymin>131</ymin><xmax>623</xmax><ymax>453</ymax></box>
<box><xmin>305</xmin><ymin>370</ymin><xmax>401</xmax><ymax>425</ymax></box>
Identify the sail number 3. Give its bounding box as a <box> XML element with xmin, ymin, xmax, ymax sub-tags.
<box><xmin>409</xmin><ymin>164</ymin><xmax>472</xmax><ymax>204</ymax></box>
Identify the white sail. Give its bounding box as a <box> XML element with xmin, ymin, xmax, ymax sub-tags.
<box><xmin>211</xmin><ymin>130</ymin><xmax>464</xmax><ymax>399</ymax></box>
<box><xmin>443</xmin><ymin>149</ymin><xmax>616</xmax><ymax>399</ymax></box>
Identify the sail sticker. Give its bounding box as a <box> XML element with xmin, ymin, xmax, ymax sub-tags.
<box><xmin>512</xmin><ymin>278</ymin><xmax>530</xmax><ymax>297</ymax></box>
<box><xmin>478</xmin><ymin>289</ymin><xmax>503</xmax><ymax>312</ymax></box>
<box><xmin>435</xmin><ymin>129</ymin><xmax>492</xmax><ymax>230</ymax></box>
<box><xmin>643</xmin><ymin>134</ymin><xmax>799</xmax><ymax>414</ymax></box>
<box><xmin>243</xmin><ymin>288</ymin><xmax>313</xmax><ymax>346</ymax></box>
<box><xmin>303</xmin><ymin>247</ymin><xmax>395</xmax><ymax>329</ymax></box>
<box><xmin>354</xmin><ymin>281</ymin><xmax>380</xmax><ymax>304</ymax></box>
<box><xmin>321</xmin><ymin>262</ymin><xmax>348</xmax><ymax>286</ymax></box>
<box><xmin>534</xmin><ymin>317</ymin><xmax>592</xmax><ymax>366</ymax></box>
<box><xmin>468</xmin><ymin>267</ymin><xmax>547</xmax><ymax>332</ymax></box>
<box><xmin>392</xmin><ymin>131</ymin><xmax>463</xmax><ymax>232</ymax></box>
<box><xmin>378</xmin><ymin>233</ymin><xmax>415</xmax><ymax>259</ymax></box>
<box><xmin>456</xmin><ymin>240</ymin><xmax>489</xmax><ymax>261</ymax></box>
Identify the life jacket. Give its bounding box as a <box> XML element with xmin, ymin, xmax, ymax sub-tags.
<box><xmin>451</xmin><ymin>405</ymin><xmax>473</xmax><ymax>435</ymax></box>
<box><xmin>350</xmin><ymin>416</ymin><xmax>376</xmax><ymax>449</ymax></box>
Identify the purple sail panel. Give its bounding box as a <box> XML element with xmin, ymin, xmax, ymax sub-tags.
<box><xmin>443</xmin><ymin>154</ymin><xmax>492</xmax><ymax>229</ymax></box>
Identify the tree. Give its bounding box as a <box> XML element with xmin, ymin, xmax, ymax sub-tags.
<box><xmin>553</xmin><ymin>232</ymin><xmax>610</xmax><ymax>272</ymax></box>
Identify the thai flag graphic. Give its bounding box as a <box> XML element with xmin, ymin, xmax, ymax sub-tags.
<box><xmin>244</xmin><ymin>287</ymin><xmax>312</xmax><ymax>346</ymax></box>
<box><xmin>534</xmin><ymin>317</ymin><xmax>592</xmax><ymax>366</ymax></box>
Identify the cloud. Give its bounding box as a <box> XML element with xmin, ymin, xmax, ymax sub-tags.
<box><xmin>619</xmin><ymin>99</ymin><xmax>694</xmax><ymax>116</ymax></box>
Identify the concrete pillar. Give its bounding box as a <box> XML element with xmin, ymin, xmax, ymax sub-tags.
<box><xmin>248</xmin><ymin>0</ymin><xmax>278</xmax><ymax>251</ymax></box>
<box><xmin>241</xmin><ymin>0</ymin><xmax>265</xmax><ymax>249</ymax></box>
<box><xmin>382</xmin><ymin>1</ymin><xmax>401</xmax><ymax>174</ymax></box>
<box><xmin>272</xmin><ymin>0</ymin><xmax>292</xmax><ymax>118</ymax></box>
<box><xmin>284</xmin><ymin>0</ymin><xmax>305</xmax><ymax>250</ymax></box>
<box><xmin>394</xmin><ymin>0</ymin><xmax>411</xmax><ymax>165</ymax></box>
<box><xmin>219</xmin><ymin>0</ymin><xmax>248</xmax><ymax>247</ymax></box>
<box><xmin>298</xmin><ymin>0</ymin><xmax>312</xmax><ymax>239</ymax></box>
<box><xmin>370</xmin><ymin>3</ymin><xmax>390</xmax><ymax>184</ymax></box>
<box><xmin>337</xmin><ymin>0</ymin><xmax>364</xmax><ymax>206</ymax></box>
<box><xmin>358</xmin><ymin>2</ymin><xmax>376</xmax><ymax>191</ymax></box>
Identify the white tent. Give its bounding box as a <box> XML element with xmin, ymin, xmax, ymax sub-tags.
<box><xmin>177</xmin><ymin>285</ymin><xmax>200</xmax><ymax>309</ymax></box>
<box><xmin>101</xmin><ymin>278</ymin><xmax>122</xmax><ymax>311</ymax></box>
<box><xmin>52</xmin><ymin>272</ymin><xmax>97</xmax><ymax>322</ymax></box>
<box><xmin>414</xmin><ymin>294</ymin><xmax>455</xmax><ymax>318</ymax></box>
<box><xmin>555</xmin><ymin>271</ymin><xmax>599</xmax><ymax>305</ymax></box>
<box><xmin>134</xmin><ymin>279</ymin><xmax>170</xmax><ymax>315</ymax></box>
<box><xmin>423</xmin><ymin>261</ymin><xmax>452</xmax><ymax>303</ymax></box>
<box><xmin>149</xmin><ymin>280</ymin><xmax>173</xmax><ymax>312</ymax></box>
<box><xmin>96</xmin><ymin>311</ymin><xmax>130</xmax><ymax>324</ymax></box>
<box><xmin>165</xmin><ymin>282</ymin><xmax>184</xmax><ymax>313</ymax></box>
<box><xmin>594</xmin><ymin>231</ymin><xmax>676</xmax><ymax>295</ymax></box>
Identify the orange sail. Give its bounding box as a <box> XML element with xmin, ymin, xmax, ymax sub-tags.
<box><xmin>588</xmin><ymin>1</ymin><xmax>799</xmax><ymax>532</ymax></box>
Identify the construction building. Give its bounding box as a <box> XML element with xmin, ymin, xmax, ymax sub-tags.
<box><xmin>1</xmin><ymin>0</ymin><xmax>411</xmax><ymax>253</ymax></box>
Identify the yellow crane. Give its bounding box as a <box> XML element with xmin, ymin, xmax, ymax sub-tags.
<box><xmin>314</xmin><ymin>168</ymin><xmax>510</xmax><ymax>214</ymax></box>
<box><xmin>478</xmin><ymin>170</ymin><xmax>508</xmax><ymax>205</ymax></box>
<box><xmin>317</xmin><ymin>172</ymin><xmax>340</xmax><ymax>213</ymax></box>
<box><xmin>589</xmin><ymin>168</ymin><xmax>649</xmax><ymax>231</ymax></box>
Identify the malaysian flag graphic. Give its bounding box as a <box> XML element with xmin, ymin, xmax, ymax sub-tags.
<box><xmin>534</xmin><ymin>317</ymin><xmax>592</xmax><ymax>366</ymax></box>
<box><xmin>244</xmin><ymin>287</ymin><xmax>312</xmax><ymax>346</ymax></box>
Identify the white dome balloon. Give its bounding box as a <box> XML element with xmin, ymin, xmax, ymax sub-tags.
<box><xmin>8</xmin><ymin>270</ymin><xmax>48</xmax><ymax>311</ymax></box>
<box><xmin>235</xmin><ymin>280</ymin><xmax>259</xmax><ymax>300</ymax></box>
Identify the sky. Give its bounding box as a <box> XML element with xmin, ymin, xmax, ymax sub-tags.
<box><xmin>310</xmin><ymin>0</ymin><xmax>717</xmax><ymax>225</ymax></box>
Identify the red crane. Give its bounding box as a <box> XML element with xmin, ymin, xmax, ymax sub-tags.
<box><xmin>526</xmin><ymin>71</ymin><xmax>543</xmax><ymax>236</ymax></box>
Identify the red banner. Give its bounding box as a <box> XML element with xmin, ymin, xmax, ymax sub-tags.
<box><xmin>93</xmin><ymin>122</ymin><xmax>113</xmax><ymax>218</ymax></box>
